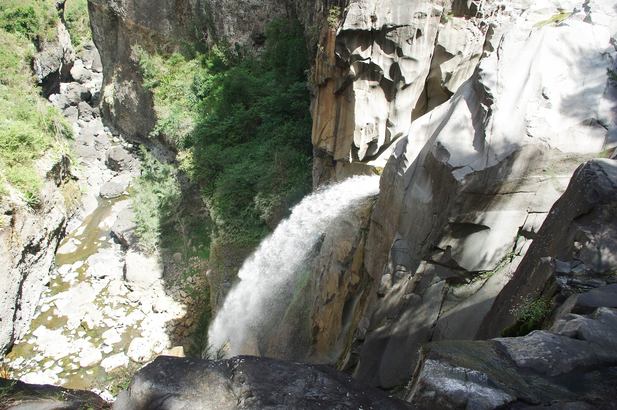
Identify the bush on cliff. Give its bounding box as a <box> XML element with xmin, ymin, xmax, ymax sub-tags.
<box><xmin>135</xmin><ymin>18</ymin><xmax>312</xmax><ymax>266</ymax></box>
<box><xmin>0</xmin><ymin>3</ymin><xmax>72</xmax><ymax>206</ymax></box>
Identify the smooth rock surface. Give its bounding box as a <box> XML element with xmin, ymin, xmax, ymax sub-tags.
<box><xmin>113</xmin><ymin>356</ymin><xmax>411</xmax><ymax>410</ymax></box>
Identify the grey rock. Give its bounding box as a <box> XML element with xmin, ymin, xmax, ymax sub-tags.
<box><xmin>60</xmin><ymin>82</ymin><xmax>92</xmax><ymax>105</ymax></box>
<box><xmin>113</xmin><ymin>356</ymin><xmax>411</xmax><ymax>410</ymax></box>
<box><xmin>106</xmin><ymin>146</ymin><xmax>134</xmax><ymax>172</ymax></box>
<box><xmin>48</xmin><ymin>93</ymin><xmax>71</xmax><ymax>110</ymax></box>
<box><xmin>62</xmin><ymin>105</ymin><xmax>78</xmax><ymax>123</ymax></box>
<box><xmin>124</xmin><ymin>251</ymin><xmax>162</xmax><ymax>286</ymax></box>
<box><xmin>100</xmin><ymin>174</ymin><xmax>131</xmax><ymax>199</ymax></box>
<box><xmin>0</xmin><ymin>378</ymin><xmax>107</xmax><ymax>410</ymax></box>
<box><xmin>480</xmin><ymin>160</ymin><xmax>617</xmax><ymax>337</ymax></box>
<box><xmin>111</xmin><ymin>206</ymin><xmax>138</xmax><ymax>249</ymax></box>
<box><xmin>77</xmin><ymin>101</ymin><xmax>95</xmax><ymax>122</ymax></box>
<box><xmin>70</xmin><ymin>59</ymin><xmax>93</xmax><ymax>84</ymax></box>
<box><xmin>572</xmin><ymin>284</ymin><xmax>617</xmax><ymax>314</ymax></box>
<box><xmin>408</xmin><ymin>309</ymin><xmax>617</xmax><ymax>409</ymax></box>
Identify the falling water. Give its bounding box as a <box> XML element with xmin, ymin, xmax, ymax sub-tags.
<box><xmin>208</xmin><ymin>175</ymin><xmax>380</xmax><ymax>356</ymax></box>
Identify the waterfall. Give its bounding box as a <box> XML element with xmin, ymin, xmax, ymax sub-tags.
<box><xmin>208</xmin><ymin>175</ymin><xmax>380</xmax><ymax>357</ymax></box>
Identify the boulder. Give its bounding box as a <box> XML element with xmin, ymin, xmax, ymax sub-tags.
<box><xmin>100</xmin><ymin>174</ymin><xmax>131</xmax><ymax>199</ymax></box>
<box><xmin>78</xmin><ymin>101</ymin><xmax>95</xmax><ymax>122</ymax></box>
<box><xmin>106</xmin><ymin>146</ymin><xmax>134</xmax><ymax>172</ymax></box>
<box><xmin>407</xmin><ymin>308</ymin><xmax>617</xmax><ymax>409</ymax></box>
<box><xmin>113</xmin><ymin>356</ymin><xmax>411</xmax><ymax>410</ymax></box>
<box><xmin>111</xmin><ymin>206</ymin><xmax>139</xmax><ymax>249</ymax></box>
<box><xmin>0</xmin><ymin>378</ymin><xmax>108</xmax><ymax>410</ymax></box>
<box><xmin>60</xmin><ymin>82</ymin><xmax>92</xmax><ymax>105</ymax></box>
<box><xmin>124</xmin><ymin>251</ymin><xmax>163</xmax><ymax>286</ymax></box>
<box><xmin>70</xmin><ymin>59</ymin><xmax>93</xmax><ymax>84</ymax></box>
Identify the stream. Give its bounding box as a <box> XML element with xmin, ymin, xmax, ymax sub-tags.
<box><xmin>3</xmin><ymin>41</ymin><xmax>186</xmax><ymax>398</ymax></box>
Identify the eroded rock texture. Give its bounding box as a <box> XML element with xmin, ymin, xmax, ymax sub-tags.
<box><xmin>87</xmin><ymin>0</ymin><xmax>333</xmax><ymax>140</ymax></box>
<box><xmin>114</xmin><ymin>355</ymin><xmax>411</xmax><ymax>410</ymax></box>
<box><xmin>305</xmin><ymin>0</ymin><xmax>617</xmax><ymax>389</ymax></box>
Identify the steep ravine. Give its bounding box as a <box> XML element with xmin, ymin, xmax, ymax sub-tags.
<box><xmin>2</xmin><ymin>0</ymin><xmax>617</xmax><ymax>409</ymax></box>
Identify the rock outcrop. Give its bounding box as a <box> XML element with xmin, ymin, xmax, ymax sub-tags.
<box><xmin>408</xmin><ymin>305</ymin><xmax>617</xmax><ymax>409</ymax></box>
<box><xmin>114</xmin><ymin>355</ymin><xmax>411</xmax><ymax>410</ymax></box>
<box><xmin>87</xmin><ymin>0</ymin><xmax>330</xmax><ymax>140</ymax></box>
<box><xmin>0</xmin><ymin>378</ymin><xmax>109</xmax><ymax>410</ymax></box>
<box><xmin>302</xmin><ymin>0</ymin><xmax>617</xmax><ymax>390</ymax></box>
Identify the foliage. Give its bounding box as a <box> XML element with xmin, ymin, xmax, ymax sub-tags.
<box><xmin>189</xmin><ymin>18</ymin><xmax>312</xmax><ymax>251</ymax></box>
<box><xmin>0</xmin><ymin>0</ymin><xmax>57</xmax><ymax>41</ymax></box>
<box><xmin>502</xmin><ymin>296</ymin><xmax>552</xmax><ymax>337</ymax></box>
<box><xmin>0</xmin><ymin>24</ymin><xmax>72</xmax><ymax>206</ymax></box>
<box><xmin>137</xmin><ymin>18</ymin><xmax>312</xmax><ymax>260</ymax></box>
<box><xmin>534</xmin><ymin>10</ymin><xmax>571</xmax><ymax>28</ymax></box>
<box><xmin>327</xmin><ymin>6</ymin><xmax>342</xmax><ymax>28</ymax></box>
<box><xmin>131</xmin><ymin>148</ymin><xmax>181</xmax><ymax>253</ymax></box>
<box><xmin>64</xmin><ymin>0</ymin><xmax>91</xmax><ymax>47</ymax></box>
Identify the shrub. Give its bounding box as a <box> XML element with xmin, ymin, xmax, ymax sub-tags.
<box><xmin>502</xmin><ymin>296</ymin><xmax>552</xmax><ymax>337</ymax></box>
<box><xmin>131</xmin><ymin>148</ymin><xmax>181</xmax><ymax>253</ymax></box>
<box><xmin>64</xmin><ymin>0</ymin><xmax>91</xmax><ymax>47</ymax></box>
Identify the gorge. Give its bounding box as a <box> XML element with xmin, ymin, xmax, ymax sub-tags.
<box><xmin>1</xmin><ymin>0</ymin><xmax>617</xmax><ymax>409</ymax></box>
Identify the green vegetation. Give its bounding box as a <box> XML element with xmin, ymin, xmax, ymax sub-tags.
<box><xmin>134</xmin><ymin>18</ymin><xmax>312</xmax><ymax>260</ymax></box>
<box><xmin>131</xmin><ymin>148</ymin><xmax>181</xmax><ymax>253</ymax></box>
<box><xmin>502</xmin><ymin>296</ymin><xmax>552</xmax><ymax>337</ymax></box>
<box><xmin>534</xmin><ymin>10</ymin><xmax>571</xmax><ymax>28</ymax></box>
<box><xmin>64</xmin><ymin>0</ymin><xmax>91</xmax><ymax>47</ymax></box>
<box><xmin>0</xmin><ymin>3</ymin><xmax>73</xmax><ymax>207</ymax></box>
<box><xmin>327</xmin><ymin>6</ymin><xmax>342</xmax><ymax>28</ymax></box>
<box><xmin>0</xmin><ymin>0</ymin><xmax>58</xmax><ymax>41</ymax></box>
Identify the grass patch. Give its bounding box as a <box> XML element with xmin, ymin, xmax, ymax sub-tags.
<box><xmin>131</xmin><ymin>148</ymin><xmax>181</xmax><ymax>253</ymax></box>
<box><xmin>0</xmin><ymin>13</ymin><xmax>73</xmax><ymax>206</ymax></box>
<box><xmin>502</xmin><ymin>296</ymin><xmax>552</xmax><ymax>337</ymax></box>
<box><xmin>0</xmin><ymin>0</ymin><xmax>58</xmax><ymax>42</ymax></box>
<box><xmin>534</xmin><ymin>10</ymin><xmax>571</xmax><ymax>28</ymax></box>
<box><xmin>64</xmin><ymin>0</ymin><xmax>91</xmax><ymax>48</ymax></box>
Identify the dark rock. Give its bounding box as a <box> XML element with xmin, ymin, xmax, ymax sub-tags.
<box><xmin>105</xmin><ymin>146</ymin><xmax>134</xmax><ymax>172</ymax></box>
<box><xmin>571</xmin><ymin>284</ymin><xmax>617</xmax><ymax>314</ymax></box>
<box><xmin>479</xmin><ymin>159</ymin><xmax>617</xmax><ymax>338</ymax></box>
<box><xmin>113</xmin><ymin>356</ymin><xmax>411</xmax><ymax>410</ymax></box>
<box><xmin>78</xmin><ymin>101</ymin><xmax>95</xmax><ymax>122</ymax></box>
<box><xmin>60</xmin><ymin>82</ymin><xmax>92</xmax><ymax>105</ymax></box>
<box><xmin>407</xmin><ymin>308</ymin><xmax>617</xmax><ymax>409</ymax></box>
<box><xmin>0</xmin><ymin>378</ymin><xmax>109</xmax><ymax>409</ymax></box>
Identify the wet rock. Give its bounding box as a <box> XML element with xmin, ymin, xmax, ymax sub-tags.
<box><xmin>101</xmin><ymin>353</ymin><xmax>129</xmax><ymax>372</ymax></box>
<box><xmin>100</xmin><ymin>174</ymin><xmax>131</xmax><ymax>199</ymax></box>
<box><xmin>114</xmin><ymin>356</ymin><xmax>411</xmax><ymax>410</ymax></box>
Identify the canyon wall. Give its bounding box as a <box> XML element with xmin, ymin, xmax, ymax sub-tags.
<box><xmin>304</xmin><ymin>0</ymin><xmax>617</xmax><ymax>389</ymax></box>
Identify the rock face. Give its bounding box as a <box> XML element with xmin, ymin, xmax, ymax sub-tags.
<box><xmin>114</xmin><ymin>355</ymin><xmax>411</xmax><ymax>410</ymax></box>
<box><xmin>407</xmin><ymin>305</ymin><xmax>617</xmax><ymax>409</ymax></box>
<box><xmin>0</xmin><ymin>378</ymin><xmax>109</xmax><ymax>410</ymax></box>
<box><xmin>87</xmin><ymin>0</ymin><xmax>329</xmax><ymax>140</ymax></box>
<box><xmin>0</xmin><ymin>158</ymin><xmax>73</xmax><ymax>354</ymax></box>
<box><xmin>478</xmin><ymin>159</ymin><xmax>617</xmax><ymax>337</ymax></box>
<box><xmin>301</xmin><ymin>0</ymin><xmax>617</xmax><ymax>390</ymax></box>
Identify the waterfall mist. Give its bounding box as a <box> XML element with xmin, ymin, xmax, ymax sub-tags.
<box><xmin>208</xmin><ymin>175</ymin><xmax>380</xmax><ymax>357</ymax></box>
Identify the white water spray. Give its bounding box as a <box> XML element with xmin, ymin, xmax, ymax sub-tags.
<box><xmin>208</xmin><ymin>175</ymin><xmax>380</xmax><ymax>356</ymax></box>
